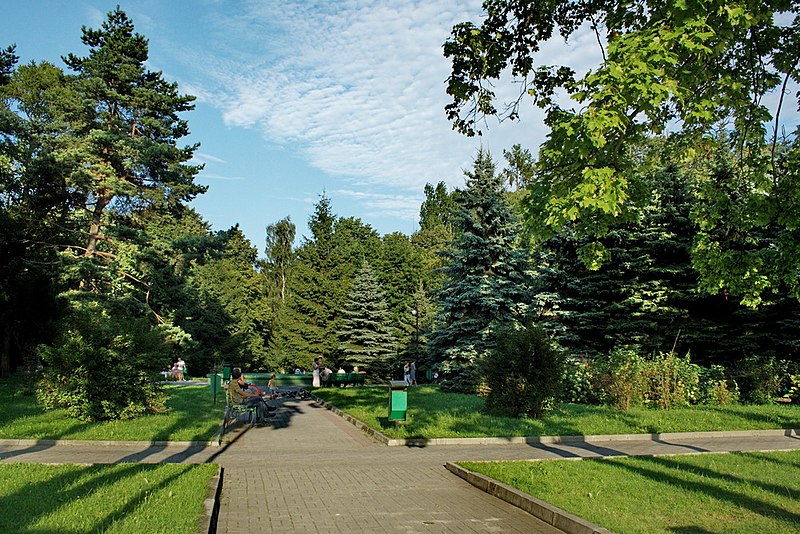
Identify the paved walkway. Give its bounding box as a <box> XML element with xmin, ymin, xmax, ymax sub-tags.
<box><xmin>1</xmin><ymin>397</ymin><xmax>799</xmax><ymax>533</ymax></box>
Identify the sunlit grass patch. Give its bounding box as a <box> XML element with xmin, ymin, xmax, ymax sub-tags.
<box><xmin>459</xmin><ymin>451</ymin><xmax>800</xmax><ymax>533</ymax></box>
<box><xmin>0</xmin><ymin>462</ymin><xmax>218</xmax><ymax>534</ymax></box>
<box><xmin>0</xmin><ymin>380</ymin><xmax>223</xmax><ymax>442</ymax></box>
<box><xmin>313</xmin><ymin>385</ymin><xmax>799</xmax><ymax>439</ymax></box>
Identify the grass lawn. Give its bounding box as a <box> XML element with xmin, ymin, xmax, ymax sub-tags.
<box><xmin>0</xmin><ymin>462</ymin><xmax>217</xmax><ymax>534</ymax></box>
<box><xmin>459</xmin><ymin>451</ymin><xmax>800</xmax><ymax>533</ymax></box>
<box><xmin>313</xmin><ymin>385</ymin><xmax>800</xmax><ymax>439</ymax></box>
<box><xmin>0</xmin><ymin>382</ymin><xmax>224</xmax><ymax>442</ymax></box>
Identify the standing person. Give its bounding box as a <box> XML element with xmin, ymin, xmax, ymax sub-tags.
<box><xmin>175</xmin><ymin>357</ymin><xmax>186</xmax><ymax>381</ymax></box>
<box><xmin>409</xmin><ymin>361</ymin><xmax>417</xmax><ymax>386</ymax></box>
<box><xmin>312</xmin><ymin>357</ymin><xmax>321</xmax><ymax>388</ymax></box>
<box><xmin>403</xmin><ymin>361</ymin><xmax>411</xmax><ymax>385</ymax></box>
<box><xmin>267</xmin><ymin>373</ymin><xmax>279</xmax><ymax>398</ymax></box>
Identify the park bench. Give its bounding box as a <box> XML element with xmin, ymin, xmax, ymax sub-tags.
<box><xmin>328</xmin><ymin>372</ymin><xmax>366</xmax><ymax>387</ymax></box>
<box><xmin>221</xmin><ymin>382</ymin><xmax>257</xmax><ymax>432</ymax></box>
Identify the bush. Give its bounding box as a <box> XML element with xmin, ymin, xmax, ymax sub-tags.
<box><xmin>640</xmin><ymin>353</ymin><xmax>700</xmax><ymax>410</ymax></box>
<box><xmin>561</xmin><ymin>357</ymin><xmax>599</xmax><ymax>404</ymax></box>
<box><xmin>698</xmin><ymin>364</ymin><xmax>738</xmax><ymax>405</ymax></box>
<box><xmin>481</xmin><ymin>322</ymin><xmax>565</xmax><ymax>418</ymax></box>
<box><xmin>592</xmin><ymin>347</ymin><xmax>646</xmax><ymax>411</ymax></box>
<box><xmin>732</xmin><ymin>355</ymin><xmax>787</xmax><ymax>404</ymax></box>
<box><xmin>36</xmin><ymin>293</ymin><xmax>168</xmax><ymax>421</ymax></box>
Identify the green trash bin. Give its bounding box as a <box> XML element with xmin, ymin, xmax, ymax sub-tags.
<box><xmin>222</xmin><ymin>363</ymin><xmax>233</xmax><ymax>382</ymax></box>
<box><xmin>388</xmin><ymin>380</ymin><xmax>408</xmax><ymax>422</ymax></box>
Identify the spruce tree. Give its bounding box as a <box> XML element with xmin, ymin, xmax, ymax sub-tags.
<box><xmin>427</xmin><ymin>149</ymin><xmax>531</xmax><ymax>392</ymax></box>
<box><xmin>338</xmin><ymin>261</ymin><xmax>394</xmax><ymax>376</ymax></box>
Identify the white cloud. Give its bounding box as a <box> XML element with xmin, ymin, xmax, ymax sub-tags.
<box><xmin>181</xmin><ymin>1</ymin><xmax>603</xmax><ymax>192</ymax></box>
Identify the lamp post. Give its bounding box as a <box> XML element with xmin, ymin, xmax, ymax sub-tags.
<box><xmin>411</xmin><ymin>301</ymin><xmax>420</xmax><ymax>361</ymax></box>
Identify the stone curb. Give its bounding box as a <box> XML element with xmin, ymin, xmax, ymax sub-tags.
<box><xmin>0</xmin><ymin>438</ymin><xmax>220</xmax><ymax>448</ymax></box>
<box><xmin>385</xmin><ymin>428</ymin><xmax>800</xmax><ymax>447</ymax></box>
<box><xmin>446</xmin><ymin>462</ymin><xmax>613</xmax><ymax>534</ymax></box>
<box><xmin>198</xmin><ymin>465</ymin><xmax>223</xmax><ymax>534</ymax></box>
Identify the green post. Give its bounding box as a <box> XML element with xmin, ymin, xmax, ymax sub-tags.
<box><xmin>388</xmin><ymin>380</ymin><xmax>408</xmax><ymax>422</ymax></box>
<box><xmin>207</xmin><ymin>373</ymin><xmax>221</xmax><ymax>404</ymax></box>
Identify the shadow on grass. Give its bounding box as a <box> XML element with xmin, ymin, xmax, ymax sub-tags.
<box><xmin>603</xmin><ymin>455</ymin><xmax>800</xmax><ymax>527</ymax></box>
<box><xmin>0</xmin><ymin>462</ymin><xmax>202</xmax><ymax>533</ymax></box>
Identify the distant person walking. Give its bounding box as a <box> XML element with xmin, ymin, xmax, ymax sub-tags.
<box><xmin>409</xmin><ymin>361</ymin><xmax>417</xmax><ymax>386</ymax></box>
<box><xmin>175</xmin><ymin>357</ymin><xmax>186</xmax><ymax>381</ymax></box>
<box><xmin>312</xmin><ymin>357</ymin><xmax>321</xmax><ymax>388</ymax></box>
<box><xmin>403</xmin><ymin>361</ymin><xmax>411</xmax><ymax>385</ymax></box>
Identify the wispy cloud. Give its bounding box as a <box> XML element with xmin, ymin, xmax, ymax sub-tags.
<box><xmin>331</xmin><ymin>189</ymin><xmax>421</xmax><ymax>221</ymax></box>
<box><xmin>197</xmin><ymin>173</ymin><xmax>246</xmax><ymax>181</ymax></box>
<box><xmin>192</xmin><ymin>152</ymin><xmax>228</xmax><ymax>164</ymax></box>
<box><xmin>178</xmin><ymin>1</ymin><xmax>603</xmax><ymax>192</ymax></box>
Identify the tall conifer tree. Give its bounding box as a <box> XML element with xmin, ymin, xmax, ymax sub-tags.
<box><xmin>427</xmin><ymin>149</ymin><xmax>530</xmax><ymax>392</ymax></box>
<box><xmin>338</xmin><ymin>261</ymin><xmax>394</xmax><ymax>375</ymax></box>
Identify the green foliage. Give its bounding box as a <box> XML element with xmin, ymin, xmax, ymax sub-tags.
<box><xmin>337</xmin><ymin>261</ymin><xmax>395</xmax><ymax>377</ymax></box>
<box><xmin>561</xmin><ymin>357</ymin><xmax>598</xmax><ymax>405</ymax></box>
<box><xmin>640</xmin><ymin>353</ymin><xmax>700</xmax><ymax>410</ymax></box>
<box><xmin>731</xmin><ymin>355</ymin><xmax>788</xmax><ymax>404</ymax></box>
<box><xmin>35</xmin><ymin>293</ymin><xmax>167</xmax><ymax>421</ymax></box>
<box><xmin>698</xmin><ymin>365</ymin><xmax>738</xmax><ymax>406</ymax></box>
<box><xmin>428</xmin><ymin>150</ymin><xmax>531</xmax><ymax>392</ymax></box>
<box><xmin>445</xmin><ymin>0</ymin><xmax>800</xmax><ymax>303</ymax></box>
<box><xmin>593</xmin><ymin>347</ymin><xmax>741</xmax><ymax>411</ymax></box>
<box><xmin>482</xmin><ymin>322</ymin><xmax>565</xmax><ymax>418</ymax></box>
<box><xmin>592</xmin><ymin>347</ymin><xmax>647</xmax><ymax>411</ymax></box>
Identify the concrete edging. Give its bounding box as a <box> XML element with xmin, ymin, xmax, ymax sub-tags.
<box><xmin>198</xmin><ymin>465</ymin><xmax>223</xmax><ymax>534</ymax></box>
<box><xmin>446</xmin><ymin>462</ymin><xmax>612</xmax><ymax>534</ymax></box>
<box><xmin>0</xmin><ymin>438</ymin><xmax>220</xmax><ymax>448</ymax></box>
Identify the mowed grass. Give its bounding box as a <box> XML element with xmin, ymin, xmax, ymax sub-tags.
<box><xmin>313</xmin><ymin>385</ymin><xmax>800</xmax><ymax>439</ymax></box>
<box><xmin>460</xmin><ymin>451</ymin><xmax>800</xmax><ymax>533</ymax></box>
<box><xmin>0</xmin><ymin>382</ymin><xmax>224</xmax><ymax>442</ymax></box>
<box><xmin>0</xmin><ymin>462</ymin><xmax>218</xmax><ymax>534</ymax></box>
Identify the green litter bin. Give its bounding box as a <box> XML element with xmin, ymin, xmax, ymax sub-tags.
<box><xmin>222</xmin><ymin>363</ymin><xmax>233</xmax><ymax>382</ymax></box>
<box><xmin>388</xmin><ymin>380</ymin><xmax>408</xmax><ymax>422</ymax></box>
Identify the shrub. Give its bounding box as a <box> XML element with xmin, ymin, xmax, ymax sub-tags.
<box><xmin>592</xmin><ymin>347</ymin><xmax>646</xmax><ymax>411</ymax></box>
<box><xmin>36</xmin><ymin>293</ymin><xmax>168</xmax><ymax>421</ymax></box>
<box><xmin>698</xmin><ymin>364</ymin><xmax>738</xmax><ymax>405</ymax></box>
<box><xmin>561</xmin><ymin>357</ymin><xmax>599</xmax><ymax>404</ymax></box>
<box><xmin>481</xmin><ymin>322</ymin><xmax>565</xmax><ymax>418</ymax></box>
<box><xmin>732</xmin><ymin>355</ymin><xmax>787</xmax><ymax>404</ymax></box>
<box><xmin>640</xmin><ymin>353</ymin><xmax>700</xmax><ymax>410</ymax></box>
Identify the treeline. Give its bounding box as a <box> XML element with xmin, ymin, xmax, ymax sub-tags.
<box><xmin>2</xmin><ymin>8</ymin><xmax>798</xmax><ymax>420</ymax></box>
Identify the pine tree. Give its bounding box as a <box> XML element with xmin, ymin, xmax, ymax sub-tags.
<box><xmin>427</xmin><ymin>149</ymin><xmax>531</xmax><ymax>392</ymax></box>
<box><xmin>338</xmin><ymin>261</ymin><xmax>394</xmax><ymax>376</ymax></box>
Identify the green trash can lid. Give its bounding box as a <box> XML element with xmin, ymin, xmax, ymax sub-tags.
<box><xmin>389</xmin><ymin>380</ymin><xmax>407</xmax><ymax>390</ymax></box>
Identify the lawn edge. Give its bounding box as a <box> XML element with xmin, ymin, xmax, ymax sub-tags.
<box><xmin>310</xmin><ymin>394</ymin><xmax>800</xmax><ymax>446</ymax></box>
<box><xmin>198</xmin><ymin>465</ymin><xmax>223</xmax><ymax>534</ymax></box>
<box><xmin>0</xmin><ymin>438</ymin><xmax>220</xmax><ymax>447</ymax></box>
<box><xmin>445</xmin><ymin>461</ymin><xmax>612</xmax><ymax>534</ymax></box>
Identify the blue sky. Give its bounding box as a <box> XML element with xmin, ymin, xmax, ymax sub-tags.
<box><xmin>4</xmin><ymin>1</ymin><xmax>605</xmax><ymax>250</ymax></box>
<box><xmin>10</xmin><ymin>2</ymin><xmax>794</xmax><ymax>253</ymax></box>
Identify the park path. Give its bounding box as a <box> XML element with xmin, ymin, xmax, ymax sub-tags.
<box><xmin>1</xmin><ymin>395</ymin><xmax>799</xmax><ymax>533</ymax></box>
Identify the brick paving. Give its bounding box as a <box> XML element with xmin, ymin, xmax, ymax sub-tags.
<box><xmin>1</xmin><ymin>395</ymin><xmax>799</xmax><ymax>533</ymax></box>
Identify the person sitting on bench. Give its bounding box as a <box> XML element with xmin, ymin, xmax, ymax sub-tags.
<box><xmin>229</xmin><ymin>368</ymin><xmax>275</xmax><ymax>425</ymax></box>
